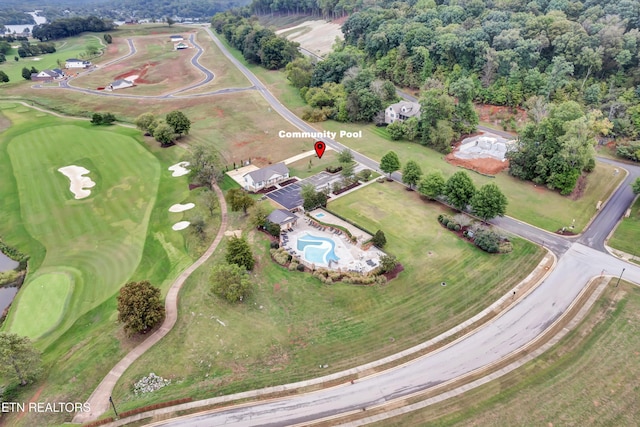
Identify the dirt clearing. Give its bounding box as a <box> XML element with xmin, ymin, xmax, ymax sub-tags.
<box><xmin>276</xmin><ymin>20</ymin><xmax>343</xmax><ymax>56</ymax></box>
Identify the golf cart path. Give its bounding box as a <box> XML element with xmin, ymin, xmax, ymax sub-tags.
<box><xmin>72</xmin><ymin>183</ymin><xmax>228</xmax><ymax>424</ymax></box>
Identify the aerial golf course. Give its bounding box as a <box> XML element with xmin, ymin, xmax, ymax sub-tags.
<box><xmin>0</xmin><ymin>103</ymin><xmax>195</xmax><ymax>347</ymax></box>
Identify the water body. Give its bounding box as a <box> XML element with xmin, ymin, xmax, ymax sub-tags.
<box><xmin>0</xmin><ymin>252</ymin><xmax>18</xmax><ymax>272</ymax></box>
<box><xmin>3</xmin><ymin>11</ymin><xmax>47</xmax><ymax>34</ymax></box>
<box><xmin>0</xmin><ymin>287</ymin><xmax>18</xmax><ymax>315</ymax></box>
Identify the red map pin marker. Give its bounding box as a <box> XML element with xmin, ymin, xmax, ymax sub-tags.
<box><xmin>314</xmin><ymin>141</ymin><xmax>326</xmax><ymax>159</ymax></box>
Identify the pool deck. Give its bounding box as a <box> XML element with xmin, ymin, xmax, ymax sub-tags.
<box><xmin>308</xmin><ymin>208</ymin><xmax>372</xmax><ymax>242</ymax></box>
<box><xmin>280</xmin><ymin>214</ymin><xmax>383</xmax><ymax>273</ymax></box>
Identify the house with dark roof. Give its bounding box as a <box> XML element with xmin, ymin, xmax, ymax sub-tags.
<box><xmin>267</xmin><ymin>209</ymin><xmax>298</xmax><ymax>230</ymax></box>
<box><xmin>243</xmin><ymin>163</ymin><xmax>289</xmax><ymax>192</ymax></box>
<box><xmin>174</xmin><ymin>42</ymin><xmax>188</xmax><ymax>50</ymax></box>
<box><xmin>31</xmin><ymin>69</ymin><xmax>64</xmax><ymax>82</ymax></box>
<box><xmin>384</xmin><ymin>101</ymin><xmax>421</xmax><ymax>124</ymax></box>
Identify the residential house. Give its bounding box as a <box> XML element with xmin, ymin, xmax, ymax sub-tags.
<box><xmin>65</xmin><ymin>58</ymin><xmax>91</xmax><ymax>69</ymax></box>
<box><xmin>243</xmin><ymin>163</ymin><xmax>289</xmax><ymax>192</ymax></box>
<box><xmin>267</xmin><ymin>209</ymin><xmax>298</xmax><ymax>230</ymax></box>
<box><xmin>106</xmin><ymin>79</ymin><xmax>134</xmax><ymax>91</ymax></box>
<box><xmin>384</xmin><ymin>101</ymin><xmax>421</xmax><ymax>124</ymax></box>
<box><xmin>174</xmin><ymin>42</ymin><xmax>188</xmax><ymax>50</ymax></box>
<box><xmin>30</xmin><ymin>69</ymin><xmax>64</xmax><ymax>82</ymax></box>
<box><xmin>169</xmin><ymin>35</ymin><xmax>183</xmax><ymax>42</ymax></box>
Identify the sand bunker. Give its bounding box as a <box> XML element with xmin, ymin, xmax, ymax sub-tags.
<box><xmin>168</xmin><ymin>161</ymin><xmax>190</xmax><ymax>177</ymax></box>
<box><xmin>172</xmin><ymin>221</ymin><xmax>191</xmax><ymax>231</ymax></box>
<box><xmin>58</xmin><ymin>165</ymin><xmax>96</xmax><ymax>199</ymax></box>
<box><xmin>169</xmin><ymin>203</ymin><xmax>195</xmax><ymax>213</ymax></box>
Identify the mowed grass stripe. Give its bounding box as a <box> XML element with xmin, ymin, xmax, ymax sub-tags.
<box><xmin>5</xmin><ymin>124</ymin><xmax>161</xmax><ymax>339</ymax></box>
<box><xmin>10</xmin><ymin>272</ymin><xmax>72</xmax><ymax>338</ymax></box>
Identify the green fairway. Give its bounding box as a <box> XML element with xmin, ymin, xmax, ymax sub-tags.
<box><xmin>10</xmin><ymin>272</ymin><xmax>72</xmax><ymax>338</ymax></box>
<box><xmin>608</xmin><ymin>196</ymin><xmax>640</xmax><ymax>256</ymax></box>
<box><xmin>109</xmin><ymin>182</ymin><xmax>543</xmax><ymax>413</ymax></box>
<box><xmin>3</xmin><ymin>122</ymin><xmax>159</xmax><ymax>339</ymax></box>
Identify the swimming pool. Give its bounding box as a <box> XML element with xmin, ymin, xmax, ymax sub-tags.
<box><xmin>314</xmin><ymin>212</ymin><xmax>326</xmax><ymax>219</ymax></box>
<box><xmin>297</xmin><ymin>233</ymin><xmax>339</xmax><ymax>265</ymax></box>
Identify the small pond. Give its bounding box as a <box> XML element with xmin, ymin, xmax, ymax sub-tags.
<box><xmin>0</xmin><ymin>286</ymin><xmax>18</xmax><ymax>314</ymax></box>
<box><xmin>0</xmin><ymin>252</ymin><xmax>20</xmax><ymax>315</ymax></box>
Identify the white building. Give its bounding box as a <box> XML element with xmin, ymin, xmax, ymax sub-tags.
<box><xmin>243</xmin><ymin>163</ymin><xmax>289</xmax><ymax>192</ymax></box>
<box><xmin>65</xmin><ymin>58</ymin><xmax>91</xmax><ymax>69</ymax></box>
<box><xmin>384</xmin><ymin>101</ymin><xmax>421</xmax><ymax>124</ymax></box>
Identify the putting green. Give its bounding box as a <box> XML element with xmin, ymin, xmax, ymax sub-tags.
<box><xmin>3</xmin><ymin>123</ymin><xmax>161</xmax><ymax>340</ymax></box>
<box><xmin>10</xmin><ymin>272</ymin><xmax>72</xmax><ymax>338</ymax></box>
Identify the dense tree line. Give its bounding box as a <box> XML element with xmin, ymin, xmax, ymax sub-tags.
<box><xmin>17</xmin><ymin>41</ymin><xmax>56</xmax><ymax>58</ymax></box>
<box><xmin>249</xmin><ymin>0</ymin><xmax>362</xmax><ymax>19</ymax></box>
<box><xmin>334</xmin><ymin>0</ymin><xmax>640</xmax><ymax>140</ymax></box>
<box><xmin>32</xmin><ymin>16</ymin><xmax>114</xmax><ymax>41</ymax></box>
<box><xmin>0</xmin><ymin>9</ymin><xmax>36</xmax><ymax>26</ymax></box>
<box><xmin>212</xmin><ymin>12</ymin><xmax>300</xmax><ymax>70</ymax></box>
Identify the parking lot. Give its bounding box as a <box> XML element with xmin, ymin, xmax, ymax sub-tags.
<box><xmin>267</xmin><ymin>165</ymin><xmax>367</xmax><ymax>209</ymax></box>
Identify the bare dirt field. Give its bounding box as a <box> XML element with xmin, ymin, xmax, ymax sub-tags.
<box><xmin>446</xmin><ymin>151</ymin><xmax>510</xmax><ymax>175</ymax></box>
<box><xmin>275</xmin><ymin>19</ymin><xmax>344</xmax><ymax>56</ymax></box>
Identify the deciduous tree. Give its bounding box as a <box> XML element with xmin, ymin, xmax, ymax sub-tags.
<box><xmin>471</xmin><ymin>183</ymin><xmax>508</xmax><ymax>221</ymax></box>
<box><xmin>165</xmin><ymin>110</ymin><xmax>191</xmax><ymax>136</ymax></box>
<box><xmin>153</xmin><ymin>122</ymin><xmax>174</xmax><ymax>146</ymax></box>
<box><xmin>379</xmin><ymin>150</ymin><xmax>400</xmax><ymax>178</ymax></box>
<box><xmin>445</xmin><ymin>171</ymin><xmax>476</xmax><ymax>211</ymax></box>
<box><xmin>0</xmin><ymin>333</ymin><xmax>41</xmax><ymax>386</ymax></box>
<box><xmin>211</xmin><ymin>263</ymin><xmax>251</xmax><ymax>303</ymax></box>
<box><xmin>188</xmin><ymin>143</ymin><xmax>223</xmax><ymax>188</ymax></box>
<box><xmin>632</xmin><ymin>177</ymin><xmax>640</xmax><ymax>194</ymax></box>
<box><xmin>418</xmin><ymin>171</ymin><xmax>446</xmax><ymax>200</ymax></box>
<box><xmin>225</xmin><ymin>235</ymin><xmax>255</xmax><ymax>270</ymax></box>
<box><xmin>226</xmin><ymin>188</ymin><xmax>255</xmax><ymax>214</ymax></box>
<box><xmin>117</xmin><ymin>281</ymin><xmax>165</xmax><ymax>336</ymax></box>
<box><xmin>135</xmin><ymin>112</ymin><xmax>157</xmax><ymax>135</ymax></box>
<box><xmin>402</xmin><ymin>160</ymin><xmax>423</xmax><ymax>189</ymax></box>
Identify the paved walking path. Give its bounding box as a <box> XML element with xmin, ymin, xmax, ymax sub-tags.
<box><xmin>72</xmin><ymin>184</ymin><xmax>228</xmax><ymax>424</ymax></box>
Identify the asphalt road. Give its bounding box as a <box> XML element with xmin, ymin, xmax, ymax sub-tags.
<box><xmin>147</xmin><ymin>31</ymin><xmax>640</xmax><ymax>427</ymax></box>
<box><xmin>154</xmin><ymin>241</ymin><xmax>640</xmax><ymax>427</ymax></box>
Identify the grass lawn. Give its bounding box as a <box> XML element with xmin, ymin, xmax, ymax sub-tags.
<box><xmin>287</xmin><ymin>150</ymin><xmax>338</xmax><ymax>179</ymax></box>
<box><xmin>319</xmin><ymin>121</ymin><xmax>622</xmax><ymax>232</ymax></box>
<box><xmin>0</xmin><ymin>103</ymin><xmax>223</xmax><ymax>426</ymax></box>
<box><xmin>374</xmin><ymin>279</ymin><xmax>640</xmax><ymax>426</ymax></box>
<box><xmin>210</xmin><ymin>39</ymin><xmax>624</xmax><ymax>233</ymax></box>
<box><xmin>0</xmin><ymin>34</ymin><xmax>102</xmax><ymax>84</ymax></box>
<box><xmin>110</xmin><ymin>181</ymin><xmax>543</xmax><ymax>413</ymax></box>
<box><xmin>608</xmin><ymin>196</ymin><xmax>640</xmax><ymax>256</ymax></box>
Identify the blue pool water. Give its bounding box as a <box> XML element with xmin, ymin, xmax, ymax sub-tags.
<box><xmin>297</xmin><ymin>233</ymin><xmax>339</xmax><ymax>265</ymax></box>
<box><xmin>315</xmin><ymin>213</ymin><xmax>325</xmax><ymax>218</ymax></box>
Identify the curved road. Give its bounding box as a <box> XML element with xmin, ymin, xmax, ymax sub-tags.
<box><xmin>142</xmin><ymin>30</ymin><xmax>640</xmax><ymax>426</ymax></box>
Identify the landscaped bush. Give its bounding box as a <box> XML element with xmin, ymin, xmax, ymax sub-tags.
<box><xmin>270</xmin><ymin>241</ymin><xmax>279</xmax><ymax>249</ymax></box>
<box><xmin>325</xmin><ymin>165</ymin><xmax>343</xmax><ymax>174</ymax></box>
<box><xmin>453</xmin><ymin>213</ymin><xmax>473</xmax><ymax>228</ymax></box>
<box><xmin>473</xmin><ymin>229</ymin><xmax>501</xmax><ymax>253</ymax></box>
<box><xmin>288</xmin><ymin>261</ymin><xmax>299</xmax><ymax>271</ymax></box>
<box><xmin>270</xmin><ymin>248</ymin><xmax>291</xmax><ymax>266</ymax></box>
<box><xmin>296</xmin><ymin>263</ymin><xmax>305</xmax><ymax>272</ymax></box>
<box><xmin>266</xmin><ymin>222</ymin><xmax>281</xmax><ymax>237</ymax></box>
<box><xmin>441</xmin><ymin>216</ymin><xmax>450</xmax><ymax>226</ymax></box>
<box><xmin>454</xmin><ymin>224</ymin><xmax>461</xmax><ymax>231</ymax></box>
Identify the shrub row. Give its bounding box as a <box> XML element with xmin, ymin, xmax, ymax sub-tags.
<box><xmin>437</xmin><ymin>215</ymin><xmax>512</xmax><ymax>254</ymax></box>
<box><xmin>270</xmin><ymin>248</ymin><xmax>292</xmax><ymax>266</ymax></box>
<box><xmin>312</xmin><ymin>269</ymin><xmax>386</xmax><ymax>285</ymax></box>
